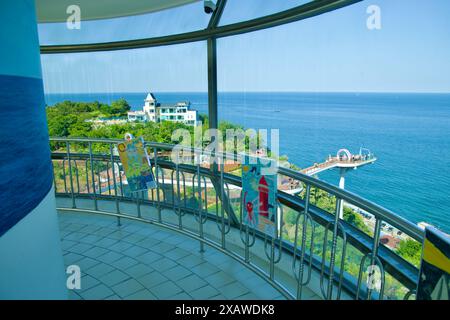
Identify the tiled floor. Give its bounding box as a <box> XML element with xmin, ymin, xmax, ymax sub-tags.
<box><xmin>59</xmin><ymin>212</ymin><xmax>287</xmax><ymax>300</ymax></box>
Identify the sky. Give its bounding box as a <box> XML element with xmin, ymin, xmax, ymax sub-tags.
<box><xmin>39</xmin><ymin>0</ymin><xmax>450</xmax><ymax>93</ymax></box>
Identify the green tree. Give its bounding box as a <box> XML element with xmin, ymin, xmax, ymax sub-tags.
<box><xmin>396</xmin><ymin>239</ymin><xmax>422</xmax><ymax>267</ymax></box>
<box><xmin>343</xmin><ymin>207</ymin><xmax>371</xmax><ymax>234</ymax></box>
<box><xmin>110</xmin><ymin>98</ymin><xmax>131</xmax><ymax>116</ymax></box>
<box><xmin>284</xmin><ymin>209</ymin><xmax>298</xmax><ymax>225</ymax></box>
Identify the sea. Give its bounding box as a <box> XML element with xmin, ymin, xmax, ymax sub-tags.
<box><xmin>44</xmin><ymin>92</ymin><xmax>450</xmax><ymax>233</ymax></box>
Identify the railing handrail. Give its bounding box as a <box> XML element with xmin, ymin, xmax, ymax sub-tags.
<box><xmin>51</xmin><ymin>136</ymin><xmax>426</xmax><ymax>300</ymax></box>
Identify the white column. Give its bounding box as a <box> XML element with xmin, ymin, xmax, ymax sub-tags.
<box><xmin>339</xmin><ymin>168</ymin><xmax>346</xmax><ymax>189</ymax></box>
<box><xmin>0</xmin><ymin>0</ymin><xmax>67</xmax><ymax>299</ymax></box>
<box><xmin>338</xmin><ymin>168</ymin><xmax>347</xmax><ymax>219</ymax></box>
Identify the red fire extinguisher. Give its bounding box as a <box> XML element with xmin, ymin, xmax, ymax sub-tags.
<box><xmin>258</xmin><ymin>175</ymin><xmax>269</xmax><ymax>217</ymax></box>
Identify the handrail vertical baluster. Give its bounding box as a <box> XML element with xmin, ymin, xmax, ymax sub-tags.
<box><xmin>73</xmin><ymin>161</ymin><xmax>80</xmax><ymax>194</ymax></box>
<box><xmin>296</xmin><ymin>184</ymin><xmax>311</xmax><ymax>299</ymax></box>
<box><xmin>327</xmin><ymin>197</ymin><xmax>342</xmax><ymax>299</ymax></box>
<box><xmin>367</xmin><ymin>218</ymin><xmax>382</xmax><ymax>300</ymax></box>
<box><xmin>154</xmin><ymin>147</ymin><xmax>162</xmax><ymax>223</ymax></box>
<box><xmin>106</xmin><ymin>160</ymin><xmax>111</xmax><ymax>196</ymax></box>
<box><xmin>52</xmin><ymin>161</ymin><xmax>58</xmax><ymax>193</ymax></box>
<box><xmin>88</xmin><ymin>142</ymin><xmax>98</xmax><ymax>211</ymax></box>
<box><xmin>66</xmin><ymin>141</ymin><xmax>76</xmax><ymax>209</ymax></box>
<box><xmin>62</xmin><ymin>159</ymin><xmax>67</xmax><ymax>193</ymax></box>
<box><xmin>110</xmin><ymin>143</ymin><xmax>121</xmax><ymax>225</ymax></box>
<box><xmin>220</xmin><ymin>157</ymin><xmax>226</xmax><ymax>248</ymax></box>
<box><xmin>84</xmin><ymin>160</ymin><xmax>90</xmax><ymax>194</ymax></box>
<box><xmin>196</xmin><ymin>150</ymin><xmax>205</xmax><ymax>253</ymax></box>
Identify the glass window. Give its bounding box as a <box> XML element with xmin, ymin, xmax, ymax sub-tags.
<box><xmin>42</xmin><ymin>41</ymin><xmax>207</xmax><ymax>143</ymax></box>
<box><xmin>38</xmin><ymin>1</ymin><xmax>210</xmax><ymax>45</ymax></box>
<box><xmin>220</xmin><ymin>0</ymin><xmax>311</xmax><ymax>26</ymax></box>
<box><xmin>216</xmin><ymin>0</ymin><xmax>450</xmax><ymax>234</ymax></box>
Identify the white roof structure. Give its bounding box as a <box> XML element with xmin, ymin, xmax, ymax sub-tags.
<box><xmin>35</xmin><ymin>0</ymin><xmax>200</xmax><ymax>23</ymax></box>
<box><xmin>145</xmin><ymin>93</ymin><xmax>157</xmax><ymax>102</ymax></box>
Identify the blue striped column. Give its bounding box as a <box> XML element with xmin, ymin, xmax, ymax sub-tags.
<box><xmin>0</xmin><ymin>0</ymin><xmax>67</xmax><ymax>299</ymax></box>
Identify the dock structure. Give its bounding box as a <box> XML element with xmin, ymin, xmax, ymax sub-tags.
<box><xmin>301</xmin><ymin>148</ymin><xmax>377</xmax><ymax>176</ymax></box>
<box><xmin>301</xmin><ymin>148</ymin><xmax>377</xmax><ymax>219</ymax></box>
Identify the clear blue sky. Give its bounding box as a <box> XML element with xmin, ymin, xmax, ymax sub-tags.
<box><xmin>39</xmin><ymin>0</ymin><xmax>450</xmax><ymax>93</ymax></box>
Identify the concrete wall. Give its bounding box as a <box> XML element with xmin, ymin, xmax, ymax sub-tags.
<box><xmin>0</xmin><ymin>188</ymin><xmax>67</xmax><ymax>299</ymax></box>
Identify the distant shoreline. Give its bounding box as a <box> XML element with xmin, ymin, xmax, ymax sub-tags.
<box><xmin>45</xmin><ymin>91</ymin><xmax>450</xmax><ymax>95</ymax></box>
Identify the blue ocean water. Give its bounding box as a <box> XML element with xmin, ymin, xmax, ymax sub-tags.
<box><xmin>44</xmin><ymin>92</ymin><xmax>450</xmax><ymax>232</ymax></box>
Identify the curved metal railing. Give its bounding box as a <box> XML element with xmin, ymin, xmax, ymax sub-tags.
<box><xmin>50</xmin><ymin>137</ymin><xmax>424</xmax><ymax>300</ymax></box>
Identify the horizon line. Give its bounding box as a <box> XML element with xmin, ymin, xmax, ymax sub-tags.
<box><xmin>44</xmin><ymin>90</ymin><xmax>450</xmax><ymax>95</ymax></box>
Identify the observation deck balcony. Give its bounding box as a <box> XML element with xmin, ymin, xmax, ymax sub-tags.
<box><xmin>58</xmin><ymin>199</ymin><xmax>310</xmax><ymax>300</ymax></box>
<box><xmin>51</xmin><ymin>137</ymin><xmax>424</xmax><ymax>300</ymax></box>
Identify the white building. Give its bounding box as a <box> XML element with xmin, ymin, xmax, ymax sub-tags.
<box><xmin>127</xmin><ymin>111</ymin><xmax>147</xmax><ymax>122</ymax></box>
<box><xmin>158</xmin><ymin>102</ymin><xmax>198</xmax><ymax>126</ymax></box>
<box><xmin>142</xmin><ymin>93</ymin><xmax>157</xmax><ymax>122</ymax></box>
<box><xmin>128</xmin><ymin>93</ymin><xmax>199</xmax><ymax>126</ymax></box>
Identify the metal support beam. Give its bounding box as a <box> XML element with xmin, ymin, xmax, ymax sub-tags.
<box><xmin>206</xmin><ymin>1</ymin><xmax>239</xmax><ymax>224</ymax></box>
<box><xmin>207</xmin><ymin>0</ymin><xmax>227</xmax><ymax>29</ymax></box>
<box><xmin>210</xmin><ymin>177</ymin><xmax>239</xmax><ymax>226</ymax></box>
<box><xmin>207</xmin><ymin>37</ymin><xmax>218</xmax><ymax>131</ymax></box>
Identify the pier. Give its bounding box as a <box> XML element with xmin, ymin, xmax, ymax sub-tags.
<box><xmin>301</xmin><ymin>148</ymin><xmax>377</xmax><ymax>218</ymax></box>
<box><xmin>301</xmin><ymin>148</ymin><xmax>377</xmax><ymax>176</ymax></box>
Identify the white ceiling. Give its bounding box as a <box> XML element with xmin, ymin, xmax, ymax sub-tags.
<box><xmin>35</xmin><ymin>0</ymin><xmax>200</xmax><ymax>23</ymax></box>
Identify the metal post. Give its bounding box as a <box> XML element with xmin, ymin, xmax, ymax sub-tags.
<box><xmin>136</xmin><ymin>192</ymin><xmax>141</xmax><ymax>219</ymax></box>
<box><xmin>197</xmin><ymin>154</ymin><xmax>205</xmax><ymax>253</ymax></box>
<box><xmin>297</xmin><ymin>184</ymin><xmax>311</xmax><ymax>299</ymax></box>
<box><xmin>110</xmin><ymin>143</ymin><xmax>121</xmax><ymax>226</ymax></box>
<box><xmin>88</xmin><ymin>142</ymin><xmax>98</xmax><ymax>211</ymax></box>
<box><xmin>207</xmin><ymin>37</ymin><xmax>218</xmax><ymax>131</ymax></box>
<box><xmin>52</xmin><ymin>162</ymin><xmax>57</xmax><ymax>193</ymax></box>
<box><xmin>62</xmin><ymin>159</ymin><xmax>68</xmax><ymax>193</ymax></box>
<box><xmin>84</xmin><ymin>160</ymin><xmax>90</xmax><ymax>194</ymax></box>
<box><xmin>66</xmin><ymin>141</ymin><xmax>76</xmax><ymax>209</ymax></box>
<box><xmin>207</xmin><ymin>15</ymin><xmax>240</xmax><ymax>226</ymax></box>
<box><xmin>270</xmin><ymin>237</ymin><xmax>275</xmax><ymax>280</ymax></box>
<box><xmin>327</xmin><ymin>198</ymin><xmax>342</xmax><ymax>299</ymax></box>
<box><xmin>245</xmin><ymin>225</ymin><xmax>250</xmax><ymax>263</ymax></box>
<box><xmin>220</xmin><ymin>159</ymin><xmax>226</xmax><ymax>248</ymax></box>
<box><xmin>338</xmin><ymin>168</ymin><xmax>347</xmax><ymax>219</ymax></box>
<box><xmin>367</xmin><ymin>218</ymin><xmax>382</xmax><ymax>300</ymax></box>
<box><xmin>207</xmin><ymin>35</ymin><xmax>219</xmax><ymax>190</ymax></box>
<box><xmin>176</xmin><ymin>161</ymin><xmax>182</xmax><ymax>229</ymax></box>
<box><xmin>106</xmin><ymin>161</ymin><xmax>111</xmax><ymax>196</ymax></box>
<box><xmin>153</xmin><ymin>148</ymin><xmax>162</xmax><ymax>223</ymax></box>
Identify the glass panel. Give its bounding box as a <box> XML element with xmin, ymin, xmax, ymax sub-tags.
<box><xmin>42</xmin><ymin>42</ymin><xmax>207</xmax><ymax>109</ymax></box>
<box><xmin>216</xmin><ymin>0</ymin><xmax>448</xmax><ymax>299</ymax></box>
<box><xmin>43</xmin><ymin>41</ymin><xmax>207</xmax><ymax>202</ymax></box>
<box><xmin>217</xmin><ymin>0</ymin><xmax>450</xmax><ymax>236</ymax></box>
<box><xmin>38</xmin><ymin>1</ymin><xmax>210</xmax><ymax>45</ymax></box>
<box><xmin>220</xmin><ymin>0</ymin><xmax>311</xmax><ymax>26</ymax></box>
